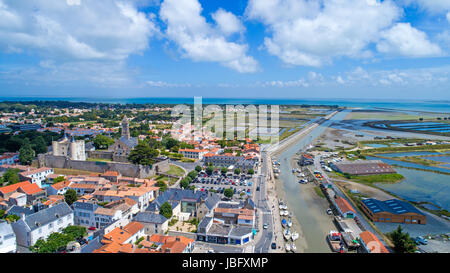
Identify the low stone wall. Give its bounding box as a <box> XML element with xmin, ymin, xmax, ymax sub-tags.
<box><xmin>38</xmin><ymin>154</ymin><xmax>170</xmax><ymax>178</ymax></box>
<box><xmin>87</xmin><ymin>150</ymin><xmax>114</xmax><ymax>160</ymax></box>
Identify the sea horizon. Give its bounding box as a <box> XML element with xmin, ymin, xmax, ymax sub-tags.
<box><xmin>1</xmin><ymin>96</ymin><xmax>449</xmax><ymax>113</ymax></box>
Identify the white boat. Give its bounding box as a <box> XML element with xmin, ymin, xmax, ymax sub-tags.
<box><xmin>284</xmin><ymin>232</ymin><xmax>291</xmax><ymax>241</ymax></box>
<box><xmin>285</xmin><ymin>243</ymin><xmax>291</xmax><ymax>252</ymax></box>
<box><xmin>284</xmin><ymin>227</ymin><xmax>291</xmax><ymax>241</ymax></box>
<box><xmin>291</xmin><ymin>243</ymin><xmax>297</xmax><ymax>252</ymax></box>
<box><xmin>287</xmin><ymin>217</ymin><xmax>292</xmax><ymax>227</ymax></box>
<box><xmin>291</xmin><ymin>232</ymin><xmax>299</xmax><ymax>241</ymax></box>
<box><xmin>282</xmin><ymin>210</ymin><xmax>289</xmax><ymax>216</ymax></box>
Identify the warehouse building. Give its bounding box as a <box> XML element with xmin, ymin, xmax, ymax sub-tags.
<box><xmin>361</xmin><ymin>198</ymin><xmax>426</xmax><ymax>225</ymax></box>
<box><xmin>330</xmin><ymin>160</ymin><xmax>396</xmax><ymax>175</ymax></box>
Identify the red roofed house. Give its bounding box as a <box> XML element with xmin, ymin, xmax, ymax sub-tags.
<box><xmin>0</xmin><ymin>181</ymin><xmax>46</xmax><ymax>205</ymax></box>
<box><xmin>359</xmin><ymin>231</ymin><xmax>389</xmax><ymax>253</ymax></box>
<box><xmin>147</xmin><ymin>234</ymin><xmax>195</xmax><ymax>253</ymax></box>
<box><xmin>334</xmin><ymin>196</ymin><xmax>356</xmax><ymax>219</ymax></box>
<box><xmin>93</xmin><ymin>222</ymin><xmax>145</xmax><ymax>253</ymax></box>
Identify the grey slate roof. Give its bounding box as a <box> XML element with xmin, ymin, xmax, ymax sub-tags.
<box><xmin>198</xmin><ymin>216</ymin><xmax>213</xmax><ymax>230</ymax></box>
<box><xmin>135</xmin><ymin>212</ymin><xmax>168</xmax><ymax>224</ymax></box>
<box><xmin>204</xmin><ymin>194</ymin><xmax>220</xmax><ymax>210</ymax></box>
<box><xmin>73</xmin><ymin>201</ymin><xmax>97</xmax><ymax>212</ymax></box>
<box><xmin>24</xmin><ymin>202</ymin><xmax>73</xmax><ymax>231</ymax></box>
<box><xmin>229</xmin><ymin>226</ymin><xmax>253</xmax><ymax>237</ymax></box>
<box><xmin>119</xmin><ymin>136</ymin><xmax>138</xmax><ymax>149</ymax></box>
<box><xmin>0</xmin><ymin>220</ymin><xmax>14</xmax><ymax>236</ymax></box>
<box><xmin>7</xmin><ymin>205</ymin><xmax>34</xmax><ymax>217</ymax></box>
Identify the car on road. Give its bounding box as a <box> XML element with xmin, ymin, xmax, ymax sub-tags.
<box><xmin>256</xmin><ymin>186</ymin><xmax>260</xmax><ymax>191</ymax></box>
<box><xmin>88</xmin><ymin>226</ymin><xmax>96</xmax><ymax>231</ymax></box>
<box><xmin>415</xmin><ymin>236</ymin><xmax>428</xmax><ymax>245</ymax></box>
<box><xmin>326</xmin><ymin>208</ymin><xmax>333</xmax><ymax>215</ymax></box>
<box><xmin>263</xmin><ymin>223</ymin><xmax>268</xmax><ymax>229</ymax></box>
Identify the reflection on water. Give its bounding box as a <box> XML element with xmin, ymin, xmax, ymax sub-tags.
<box><xmin>277</xmin><ymin>110</ymin><xmax>350</xmax><ymax>252</ymax></box>
<box><xmin>374</xmin><ymin>167</ymin><xmax>450</xmax><ymax>211</ymax></box>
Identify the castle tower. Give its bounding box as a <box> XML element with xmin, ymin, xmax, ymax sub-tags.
<box><xmin>121</xmin><ymin>115</ymin><xmax>130</xmax><ymax>139</ymax></box>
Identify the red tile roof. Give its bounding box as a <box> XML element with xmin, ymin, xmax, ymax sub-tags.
<box><xmin>359</xmin><ymin>231</ymin><xmax>389</xmax><ymax>253</ymax></box>
<box><xmin>335</xmin><ymin>196</ymin><xmax>356</xmax><ymax>214</ymax></box>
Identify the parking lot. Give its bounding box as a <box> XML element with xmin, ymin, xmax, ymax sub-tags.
<box><xmin>190</xmin><ymin>171</ymin><xmax>256</xmax><ymax>200</ymax></box>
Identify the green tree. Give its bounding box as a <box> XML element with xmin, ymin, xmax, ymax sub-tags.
<box><xmin>195</xmin><ymin>165</ymin><xmax>202</xmax><ymax>172</ymax></box>
<box><xmin>160</xmin><ymin>201</ymin><xmax>173</xmax><ymax>219</ymax></box>
<box><xmin>206</xmin><ymin>166</ymin><xmax>214</xmax><ymax>176</ymax></box>
<box><xmin>62</xmin><ymin>225</ymin><xmax>87</xmax><ymax>240</ymax></box>
<box><xmin>387</xmin><ymin>225</ymin><xmax>417</xmax><ymax>253</ymax></box>
<box><xmin>1</xmin><ymin>168</ymin><xmax>20</xmax><ymax>185</ymax></box>
<box><xmin>234</xmin><ymin>168</ymin><xmax>241</xmax><ymax>175</ymax></box>
<box><xmin>53</xmin><ymin>176</ymin><xmax>66</xmax><ymax>183</ymax></box>
<box><xmin>64</xmin><ymin>189</ymin><xmax>78</xmax><ymax>206</ymax></box>
<box><xmin>5</xmin><ymin>214</ymin><xmax>20</xmax><ymax>223</ymax></box>
<box><xmin>224</xmin><ymin>188</ymin><xmax>234</xmax><ymax>199</ymax></box>
<box><xmin>180</xmin><ymin>178</ymin><xmax>190</xmax><ymax>189</ymax></box>
<box><xmin>221</xmin><ymin>167</ymin><xmax>228</xmax><ymax>175</ymax></box>
<box><xmin>31</xmin><ymin>136</ymin><xmax>48</xmax><ymax>154</ymax></box>
<box><xmin>187</xmin><ymin>170</ymin><xmax>198</xmax><ymax>180</ymax></box>
<box><xmin>93</xmin><ymin>134</ymin><xmax>114</xmax><ymax>150</ymax></box>
<box><xmin>128</xmin><ymin>141</ymin><xmax>159</xmax><ymax>166</ymax></box>
<box><xmin>19</xmin><ymin>142</ymin><xmax>35</xmax><ymax>165</ymax></box>
<box><xmin>163</xmin><ymin>138</ymin><xmax>179</xmax><ymax>150</ymax></box>
<box><xmin>0</xmin><ymin>210</ymin><xmax>5</xmax><ymax>219</ymax></box>
<box><xmin>247</xmin><ymin>169</ymin><xmax>254</xmax><ymax>175</ymax></box>
<box><xmin>156</xmin><ymin>180</ymin><xmax>167</xmax><ymax>192</ymax></box>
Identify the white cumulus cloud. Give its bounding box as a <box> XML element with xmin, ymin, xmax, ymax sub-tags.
<box><xmin>246</xmin><ymin>0</ymin><xmax>401</xmax><ymax>67</ymax></box>
<box><xmin>160</xmin><ymin>0</ymin><xmax>258</xmax><ymax>73</ymax></box>
<box><xmin>377</xmin><ymin>23</ymin><xmax>442</xmax><ymax>57</ymax></box>
<box><xmin>0</xmin><ymin>0</ymin><xmax>158</xmax><ymax>61</ymax></box>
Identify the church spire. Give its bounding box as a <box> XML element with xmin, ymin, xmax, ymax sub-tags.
<box><xmin>121</xmin><ymin>115</ymin><xmax>130</xmax><ymax>139</ymax></box>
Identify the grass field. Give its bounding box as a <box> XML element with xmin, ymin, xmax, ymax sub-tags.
<box><xmin>347</xmin><ymin>112</ymin><xmax>429</xmax><ymax>121</ymax></box>
<box><xmin>165</xmin><ymin>164</ymin><xmax>186</xmax><ymax>177</ymax></box>
<box><xmin>54</xmin><ymin>168</ymin><xmax>100</xmax><ymax>176</ymax></box>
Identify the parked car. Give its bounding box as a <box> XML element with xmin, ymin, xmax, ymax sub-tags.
<box><xmin>415</xmin><ymin>236</ymin><xmax>428</xmax><ymax>245</ymax></box>
<box><xmin>271</xmin><ymin>242</ymin><xmax>277</xmax><ymax>249</ymax></box>
<box><xmin>263</xmin><ymin>223</ymin><xmax>268</xmax><ymax>229</ymax></box>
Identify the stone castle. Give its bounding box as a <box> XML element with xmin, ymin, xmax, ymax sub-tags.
<box><xmin>52</xmin><ymin>133</ymin><xmax>86</xmax><ymax>161</ymax></box>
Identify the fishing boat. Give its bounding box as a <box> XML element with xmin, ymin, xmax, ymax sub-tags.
<box><xmin>327</xmin><ymin>230</ymin><xmax>344</xmax><ymax>253</ymax></box>
<box><xmin>287</xmin><ymin>217</ymin><xmax>292</xmax><ymax>227</ymax></box>
<box><xmin>285</xmin><ymin>243</ymin><xmax>291</xmax><ymax>252</ymax></box>
<box><xmin>283</xmin><ymin>210</ymin><xmax>289</xmax><ymax>216</ymax></box>
<box><xmin>281</xmin><ymin>218</ymin><xmax>287</xmax><ymax>228</ymax></box>
<box><xmin>291</xmin><ymin>231</ymin><xmax>299</xmax><ymax>241</ymax></box>
<box><xmin>291</xmin><ymin>243</ymin><xmax>297</xmax><ymax>252</ymax></box>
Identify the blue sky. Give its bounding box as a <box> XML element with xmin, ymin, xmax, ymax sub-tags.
<box><xmin>0</xmin><ymin>0</ymin><xmax>449</xmax><ymax>100</ymax></box>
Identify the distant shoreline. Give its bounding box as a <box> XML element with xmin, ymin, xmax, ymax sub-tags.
<box><xmin>1</xmin><ymin>97</ymin><xmax>450</xmax><ymax>113</ymax></box>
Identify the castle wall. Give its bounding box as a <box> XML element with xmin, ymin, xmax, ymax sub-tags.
<box><xmin>39</xmin><ymin>154</ymin><xmax>169</xmax><ymax>179</ymax></box>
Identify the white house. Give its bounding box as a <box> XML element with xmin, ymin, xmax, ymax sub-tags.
<box><xmin>178</xmin><ymin>149</ymin><xmax>208</xmax><ymax>160</ymax></box>
<box><xmin>11</xmin><ymin>202</ymin><xmax>74</xmax><ymax>247</ymax></box>
<box><xmin>46</xmin><ymin>180</ymin><xmax>71</xmax><ymax>196</ymax></box>
<box><xmin>0</xmin><ymin>220</ymin><xmax>17</xmax><ymax>253</ymax></box>
<box><xmin>19</xmin><ymin>167</ymin><xmax>54</xmax><ymax>188</ymax></box>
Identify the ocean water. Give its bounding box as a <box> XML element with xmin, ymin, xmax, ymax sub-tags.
<box><xmin>1</xmin><ymin>97</ymin><xmax>450</xmax><ymax>113</ymax></box>
<box><xmin>375</xmin><ymin>168</ymin><xmax>450</xmax><ymax>211</ymax></box>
